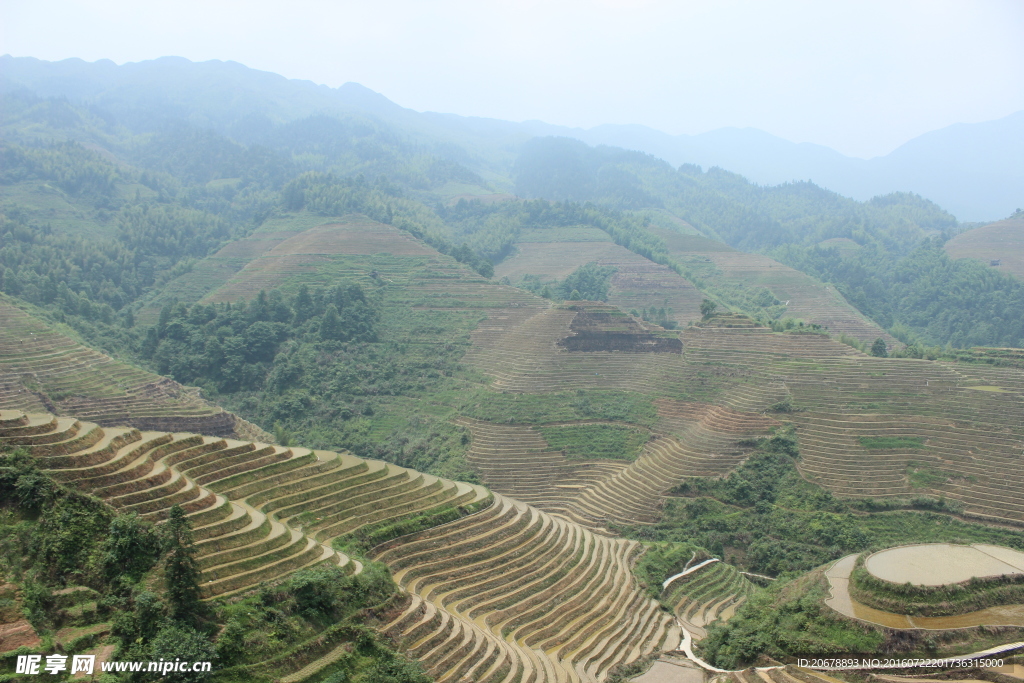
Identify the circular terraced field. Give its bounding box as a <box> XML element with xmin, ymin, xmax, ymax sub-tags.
<box><xmin>865</xmin><ymin>544</ymin><xmax>1024</xmax><ymax>586</ymax></box>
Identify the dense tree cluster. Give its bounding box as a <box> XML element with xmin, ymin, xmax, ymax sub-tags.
<box><xmin>515</xmin><ymin>261</ymin><xmax>618</xmax><ymax>302</ymax></box>
<box><xmin>145</xmin><ymin>284</ymin><xmax>377</xmax><ymax>393</ymax></box>
<box><xmin>0</xmin><ymin>141</ymin><xmax>250</xmax><ymax>322</ymax></box>
<box><xmin>778</xmin><ymin>238</ymin><xmax>1024</xmax><ymax>347</ymax></box>
<box><xmin>0</xmin><ymin>449</ymin><xmax>216</xmax><ymax>678</ymax></box>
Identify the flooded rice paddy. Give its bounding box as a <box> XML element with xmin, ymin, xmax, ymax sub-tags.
<box><xmin>865</xmin><ymin>544</ymin><xmax>1024</xmax><ymax>586</ymax></box>
<box><xmin>826</xmin><ymin>553</ymin><xmax>1024</xmax><ymax>630</ymax></box>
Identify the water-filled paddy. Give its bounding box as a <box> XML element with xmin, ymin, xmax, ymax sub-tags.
<box><xmin>865</xmin><ymin>544</ymin><xmax>1024</xmax><ymax>586</ymax></box>
<box><xmin>826</xmin><ymin>553</ymin><xmax>1024</xmax><ymax>629</ymax></box>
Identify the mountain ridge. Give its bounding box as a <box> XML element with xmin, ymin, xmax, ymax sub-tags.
<box><xmin>2</xmin><ymin>54</ymin><xmax>1020</xmax><ymax>220</ymax></box>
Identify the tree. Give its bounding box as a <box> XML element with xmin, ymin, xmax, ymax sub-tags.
<box><xmin>559</xmin><ymin>262</ymin><xmax>616</xmax><ymax>301</ymax></box>
<box><xmin>163</xmin><ymin>505</ymin><xmax>202</xmax><ymax>624</ymax></box>
<box><xmin>320</xmin><ymin>303</ymin><xmax>342</xmax><ymax>340</ymax></box>
<box><xmin>149</xmin><ymin>623</ymin><xmax>216</xmax><ymax>682</ymax></box>
<box><xmin>103</xmin><ymin>513</ymin><xmax>162</xmax><ymax>587</ymax></box>
<box><xmin>700</xmin><ymin>299</ymin><xmax>718</xmax><ymax>318</ymax></box>
<box><xmin>870</xmin><ymin>338</ymin><xmax>888</xmax><ymax>358</ymax></box>
<box><xmin>293</xmin><ymin>284</ymin><xmax>314</xmax><ymax>323</ymax></box>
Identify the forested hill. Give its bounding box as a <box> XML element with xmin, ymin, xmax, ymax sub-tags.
<box><xmin>1</xmin><ymin>61</ymin><xmax>1022</xmax><ymax>349</ymax></box>
<box><xmin>514</xmin><ymin>137</ymin><xmax>959</xmax><ymax>252</ymax></box>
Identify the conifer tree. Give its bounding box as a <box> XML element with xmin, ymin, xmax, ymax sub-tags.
<box><xmin>320</xmin><ymin>303</ymin><xmax>342</xmax><ymax>340</ymax></box>
<box><xmin>163</xmin><ymin>505</ymin><xmax>202</xmax><ymax>624</ymax></box>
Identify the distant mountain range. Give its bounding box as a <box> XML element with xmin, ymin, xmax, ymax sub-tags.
<box><xmin>538</xmin><ymin>114</ymin><xmax>1024</xmax><ymax>224</ymax></box>
<box><xmin>1</xmin><ymin>55</ymin><xmax>1020</xmax><ymax>222</ymax></box>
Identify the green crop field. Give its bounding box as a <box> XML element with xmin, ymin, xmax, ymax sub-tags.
<box><xmin>858</xmin><ymin>436</ymin><xmax>926</xmax><ymax>449</ymax></box>
<box><xmin>536</xmin><ymin>423</ymin><xmax>651</xmax><ymax>461</ymax></box>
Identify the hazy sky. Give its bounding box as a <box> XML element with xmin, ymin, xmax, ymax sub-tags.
<box><xmin>2</xmin><ymin>0</ymin><xmax>1022</xmax><ymax>158</ymax></box>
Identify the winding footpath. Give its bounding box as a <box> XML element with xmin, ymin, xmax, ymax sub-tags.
<box><xmin>662</xmin><ymin>559</ymin><xmax>721</xmax><ymax>590</ymax></box>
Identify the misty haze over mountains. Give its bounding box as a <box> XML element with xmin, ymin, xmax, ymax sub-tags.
<box><xmin>531</xmin><ymin>113</ymin><xmax>1024</xmax><ymax>224</ymax></box>
<box><xmin>1</xmin><ymin>54</ymin><xmax>1020</xmax><ymax>222</ymax></box>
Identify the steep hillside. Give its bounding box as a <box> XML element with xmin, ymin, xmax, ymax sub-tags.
<box><xmin>139</xmin><ymin>211</ymin><xmax>444</xmax><ymax>320</ymax></box>
<box><xmin>134</xmin><ymin>212</ymin><xmax>341</xmax><ymax>321</ymax></box>
<box><xmin>945</xmin><ymin>216</ymin><xmax>1024</xmax><ymax>281</ymax></box>
<box><xmin>0</xmin><ymin>296</ymin><xmax>264</xmax><ymax>439</ymax></box>
<box><xmin>1</xmin><ymin>410</ymin><xmax>677</xmax><ymax>682</ymax></box>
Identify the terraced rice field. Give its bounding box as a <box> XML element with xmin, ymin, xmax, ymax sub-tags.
<box><xmin>865</xmin><ymin>544</ymin><xmax>1024</xmax><ymax>586</ymax></box>
<box><xmin>458</xmin><ymin>398</ymin><xmax>779</xmax><ymax>528</ymax></box>
<box><xmin>825</xmin><ymin>553</ymin><xmax>1024</xmax><ymax>630</ymax></box>
<box><xmin>203</xmin><ymin>216</ymin><xmax>439</xmax><ymax>303</ymax></box>
<box><xmin>137</xmin><ymin>212</ymin><xmax>341</xmax><ymax>322</ymax></box>
<box><xmin>456</xmin><ymin>417</ymin><xmax>632</xmax><ymax>521</ymax></box>
<box><xmin>945</xmin><ymin>217</ymin><xmax>1024</xmax><ymax>281</ymax></box>
<box><xmin>0</xmin><ymin>298</ymin><xmax>251</xmax><ymax>438</ymax></box>
<box><xmin>464</xmin><ymin>306</ymin><xmax>1024</xmax><ymax>527</ymax></box>
<box><xmin>1</xmin><ymin>410</ymin><xmax>678</xmax><ymax>682</ymax></box>
<box><xmin>661</xmin><ymin>561</ymin><xmax>758</xmax><ymax>639</ymax></box>
<box><xmin>494</xmin><ymin>235</ymin><xmax>705</xmax><ymax>325</ymax></box>
<box><xmin>462</xmin><ymin>310</ymin><xmax>785</xmax><ymax>526</ymax></box>
<box><xmin>685</xmin><ymin>325</ymin><xmax>1024</xmax><ymax>525</ymax></box>
<box><xmin>648</xmin><ymin>228</ymin><xmax>895</xmax><ymax>344</ymax></box>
